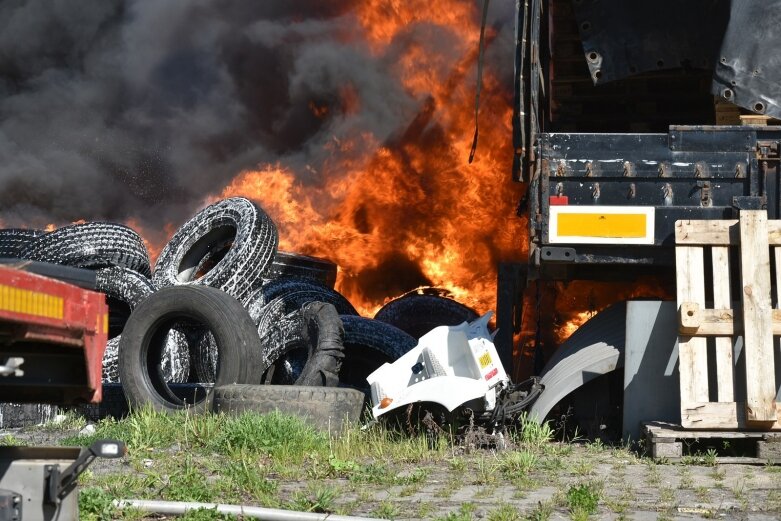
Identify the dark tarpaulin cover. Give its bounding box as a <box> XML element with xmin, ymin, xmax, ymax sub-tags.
<box><xmin>711</xmin><ymin>0</ymin><xmax>781</xmax><ymax>119</ymax></box>
<box><xmin>571</xmin><ymin>0</ymin><xmax>781</xmax><ymax>119</ymax></box>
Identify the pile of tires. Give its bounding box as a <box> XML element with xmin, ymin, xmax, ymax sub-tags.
<box><xmin>1</xmin><ymin>197</ymin><xmax>478</xmax><ymax>428</ymax></box>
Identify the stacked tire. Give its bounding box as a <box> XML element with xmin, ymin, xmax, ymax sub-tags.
<box><xmin>5</xmin><ymin>197</ymin><xmax>477</xmax><ymax>428</ymax></box>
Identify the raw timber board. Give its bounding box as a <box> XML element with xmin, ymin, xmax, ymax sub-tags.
<box><xmin>645</xmin><ymin>422</ymin><xmax>781</xmax><ymax>464</ymax></box>
<box><xmin>675</xmin><ymin>211</ymin><xmax>781</xmax><ymax>430</ymax></box>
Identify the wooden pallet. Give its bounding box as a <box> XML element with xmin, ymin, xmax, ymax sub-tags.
<box><xmin>676</xmin><ymin>211</ymin><xmax>781</xmax><ymax>430</ymax></box>
<box><xmin>645</xmin><ymin>421</ymin><xmax>781</xmax><ymax>463</ymax></box>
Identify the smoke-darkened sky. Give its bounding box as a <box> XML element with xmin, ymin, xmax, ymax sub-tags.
<box><xmin>0</xmin><ymin>0</ymin><xmax>514</xmax><ymax>229</ymax></box>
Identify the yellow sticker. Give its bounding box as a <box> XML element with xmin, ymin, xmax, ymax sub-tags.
<box><xmin>479</xmin><ymin>352</ymin><xmax>492</xmax><ymax>368</ymax></box>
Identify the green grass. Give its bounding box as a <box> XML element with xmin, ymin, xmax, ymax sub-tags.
<box><xmin>288</xmin><ymin>485</ymin><xmax>338</xmax><ymax>513</ymax></box>
<box><xmin>515</xmin><ymin>415</ymin><xmax>554</xmax><ymax>448</ymax></box>
<box><xmin>79</xmin><ymin>487</ymin><xmax>117</xmax><ymax>521</ymax></box>
<box><xmin>63</xmin><ymin>405</ymin><xmax>772</xmax><ymax>520</ymax></box>
<box><xmin>500</xmin><ymin>449</ymin><xmax>538</xmax><ymax>477</ymax></box>
<box><xmin>566</xmin><ymin>482</ymin><xmax>601</xmax><ymax>520</ymax></box>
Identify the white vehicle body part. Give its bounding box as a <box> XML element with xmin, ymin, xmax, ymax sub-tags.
<box><xmin>366</xmin><ymin>312</ymin><xmax>509</xmax><ymax>418</ymax></box>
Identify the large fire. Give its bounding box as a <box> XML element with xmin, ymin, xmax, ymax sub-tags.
<box><xmin>218</xmin><ymin>2</ymin><xmax>523</xmax><ymax>316</ymax></box>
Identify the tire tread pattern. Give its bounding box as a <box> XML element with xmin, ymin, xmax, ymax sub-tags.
<box><xmin>212</xmin><ymin>384</ymin><xmax>365</xmax><ymax>431</ymax></box>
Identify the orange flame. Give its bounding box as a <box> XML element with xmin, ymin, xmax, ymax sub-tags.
<box><xmin>219</xmin><ymin>3</ymin><xmax>523</xmax><ymax>316</ymax></box>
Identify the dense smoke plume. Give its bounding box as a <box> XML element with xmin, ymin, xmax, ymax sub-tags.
<box><xmin>0</xmin><ymin>0</ymin><xmax>515</xmax><ymax>233</ymax></box>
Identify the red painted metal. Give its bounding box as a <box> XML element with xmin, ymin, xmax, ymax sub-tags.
<box><xmin>0</xmin><ymin>266</ymin><xmax>107</xmax><ymax>404</ymax></box>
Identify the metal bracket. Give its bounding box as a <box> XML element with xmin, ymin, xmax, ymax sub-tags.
<box><xmin>732</xmin><ymin>195</ymin><xmax>766</xmax><ymax>210</ymax></box>
<box><xmin>45</xmin><ymin>440</ymin><xmax>126</xmax><ymax>505</ymax></box>
<box><xmin>540</xmin><ymin>247</ymin><xmax>577</xmax><ymax>262</ymax></box>
<box><xmin>699</xmin><ymin>181</ymin><xmax>712</xmax><ymax>207</ymax></box>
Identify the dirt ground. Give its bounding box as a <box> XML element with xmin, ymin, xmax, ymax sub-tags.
<box><xmin>7</xmin><ymin>423</ymin><xmax>781</xmax><ymax>521</ymax></box>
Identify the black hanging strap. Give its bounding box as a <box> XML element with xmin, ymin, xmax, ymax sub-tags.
<box><xmin>469</xmin><ymin>0</ymin><xmax>491</xmax><ymax>164</ymax></box>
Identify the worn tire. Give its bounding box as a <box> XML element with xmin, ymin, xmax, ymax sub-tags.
<box><xmin>212</xmin><ymin>384</ymin><xmax>365</xmax><ymax>431</ymax></box>
<box><xmin>244</xmin><ymin>279</ymin><xmax>355</xmax><ymax>385</ymax></box>
<box><xmin>20</xmin><ymin>223</ymin><xmax>151</xmax><ymax>276</ymax></box>
<box><xmin>261</xmin><ymin>314</ymin><xmax>417</xmax><ymax>388</ymax></box>
<box><xmin>153</xmin><ymin>197</ymin><xmax>278</xmax><ymax>302</ymax></box>
<box><xmin>290</xmin><ymin>302</ymin><xmax>344</xmax><ymax>387</ymax></box>
<box><xmin>118</xmin><ymin>285</ymin><xmax>264</xmax><ymax>413</ymax></box>
<box><xmin>95</xmin><ymin>267</ymin><xmax>190</xmax><ymax>384</ymax></box>
<box><xmin>102</xmin><ymin>337</ymin><xmax>122</xmax><ymax>383</ymax></box>
<box><xmin>0</xmin><ymin>229</ymin><xmax>45</xmax><ymax>258</ymax></box>
<box><xmin>374</xmin><ymin>290</ymin><xmax>478</xmax><ymax>339</ymax></box>
<box><xmin>246</xmin><ymin>278</ymin><xmax>357</xmax><ymax>319</ymax></box>
<box><xmin>265</xmin><ymin>251</ymin><xmax>338</xmax><ymax>288</ymax></box>
<box><xmin>340</xmin><ymin>316</ymin><xmax>417</xmax><ymax>391</ymax></box>
<box><xmin>95</xmin><ymin>266</ymin><xmax>155</xmax><ymax>382</ymax></box>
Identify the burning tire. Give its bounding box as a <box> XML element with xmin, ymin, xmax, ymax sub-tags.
<box><xmin>0</xmin><ymin>229</ymin><xmax>45</xmax><ymax>258</ymax></box>
<box><xmin>340</xmin><ymin>315</ymin><xmax>417</xmax><ymax>391</ymax></box>
<box><xmin>95</xmin><ymin>267</ymin><xmax>190</xmax><ymax>384</ymax></box>
<box><xmin>373</xmin><ymin>290</ymin><xmax>478</xmax><ymax>339</ymax></box>
<box><xmin>152</xmin><ymin>197</ymin><xmax>278</xmax><ymax>302</ymax></box>
<box><xmin>211</xmin><ymin>384</ymin><xmax>365</xmax><ymax>431</ymax></box>
<box><xmin>19</xmin><ymin>223</ymin><xmax>151</xmax><ymax>276</ymax></box>
<box><xmin>118</xmin><ymin>285</ymin><xmax>264</xmax><ymax>413</ymax></box>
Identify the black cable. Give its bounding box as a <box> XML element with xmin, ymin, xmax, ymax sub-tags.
<box><xmin>468</xmin><ymin>0</ymin><xmax>491</xmax><ymax>164</ymax></box>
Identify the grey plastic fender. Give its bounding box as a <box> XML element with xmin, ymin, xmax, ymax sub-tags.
<box><xmin>528</xmin><ymin>302</ymin><xmax>626</xmax><ymax>422</ymax></box>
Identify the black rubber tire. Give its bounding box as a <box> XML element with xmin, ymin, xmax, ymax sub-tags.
<box><xmin>246</xmin><ymin>278</ymin><xmax>357</xmax><ymax>319</ymax></box>
<box><xmin>291</xmin><ymin>302</ymin><xmax>344</xmax><ymax>387</ymax></box>
<box><xmin>95</xmin><ymin>266</ymin><xmax>156</xmax><ymax>383</ymax></box>
<box><xmin>95</xmin><ymin>266</ymin><xmax>155</xmax><ymax>309</ymax></box>
<box><xmin>94</xmin><ymin>267</ymin><xmax>191</xmax><ymax>385</ymax></box>
<box><xmin>340</xmin><ymin>316</ymin><xmax>417</xmax><ymax>389</ymax></box>
<box><xmin>260</xmin><ymin>314</ymin><xmax>417</xmax><ymax>389</ymax></box>
<box><xmin>373</xmin><ymin>290</ymin><xmax>479</xmax><ymax>339</ymax></box>
<box><xmin>0</xmin><ymin>229</ymin><xmax>45</xmax><ymax>258</ymax></box>
<box><xmin>212</xmin><ymin>384</ymin><xmax>365</xmax><ymax>431</ymax></box>
<box><xmin>102</xmin><ymin>337</ymin><xmax>122</xmax><ymax>383</ymax></box>
<box><xmin>188</xmin><ymin>291</ymin><xmax>306</xmax><ymax>384</ymax></box>
<box><xmin>20</xmin><ymin>223</ymin><xmax>151</xmax><ymax>276</ymax></box>
<box><xmin>118</xmin><ymin>285</ymin><xmax>264</xmax><ymax>413</ymax></box>
<box><xmin>153</xmin><ymin>197</ymin><xmax>278</xmax><ymax>302</ymax></box>
<box><xmin>265</xmin><ymin>251</ymin><xmax>338</xmax><ymax>288</ymax></box>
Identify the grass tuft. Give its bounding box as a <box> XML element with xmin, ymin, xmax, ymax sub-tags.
<box><xmin>79</xmin><ymin>487</ymin><xmax>116</xmax><ymax>521</ymax></box>
<box><xmin>566</xmin><ymin>482</ymin><xmax>601</xmax><ymax>520</ymax></box>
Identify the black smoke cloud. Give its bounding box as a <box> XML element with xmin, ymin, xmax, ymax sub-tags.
<box><xmin>0</xmin><ymin>0</ymin><xmax>514</xmax><ymax>229</ymax></box>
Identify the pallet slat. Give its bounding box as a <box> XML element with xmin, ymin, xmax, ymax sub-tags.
<box><xmin>711</xmin><ymin>246</ymin><xmax>734</xmax><ymax>402</ymax></box>
<box><xmin>678</xmin><ymin>304</ymin><xmax>781</xmax><ymax>335</ymax></box>
<box><xmin>739</xmin><ymin>211</ymin><xmax>777</xmax><ymax>423</ymax></box>
<box><xmin>676</xmin><ymin>246</ymin><xmax>709</xmax><ymax>409</ymax></box>
<box><xmin>676</xmin><ymin>219</ymin><xmax>781</xmax><ymax>245</ymax></box>
<box><xmin>681</xmin><ymin>402</ymin><xmax>781</xmax><ymax>430</ymax></box>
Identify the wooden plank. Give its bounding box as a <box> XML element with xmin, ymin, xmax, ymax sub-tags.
<box><xmin>740</xmin><ymin>211</ymin><xmax>777</xmax><ymax>422</ymax></box>
<box><xmin>646</xmin><ymin>420</ymin><xmax>781</xmax><ymax>439</ymax></box>
<box><xmin>712</xmin><ymin>246</ymin><xmax>734</xmax><ymax>402</ymax></box>
<box><xmin>675</xmin><ymin>219</ymin><xmax>781</xmax><ymax>245</ymax></box>
<box><xmin>676</xmin><ymin>246</ymin><xmax>709</xmax><ymax>406</ymax></box>
<box><xmin>775</xmin><ymin>246</ymin><xmax>781</xmax><ymax>415</ymax></box>
<box><xmin>678</xmin><ymin>304</ymin><xmax>781</xmax><ymax>335</ymax></box>
<box><xmin>681</xmin><ymin>402</ymin><xmax>781</xmax><ymax>430</ymax></box>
